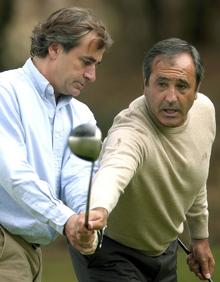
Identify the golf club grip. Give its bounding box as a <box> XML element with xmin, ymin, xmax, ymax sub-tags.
<box><xmin>178</xmin><ymin>239</ymin><xmax>214</xmax><ymax>282</ymax></box>
<box><xmin>85</xmin><ymin>162</ymin><xmax>95</xmax><ymax>229</ymax></box>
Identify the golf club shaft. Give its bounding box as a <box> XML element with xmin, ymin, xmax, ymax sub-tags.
<box><xmin>178</xmin><ymin>238</ymin><xmax>190</xmax><ymax>254</ymax></box>
<box><xmin>85</xmin><ymin>162</ymin><xmax>95</xmax><ymax>229</ymax></box>
<box><xmin>178</xmin><ymin>238</ymin><xmax>213</xmax><ymax>282</ymax></box>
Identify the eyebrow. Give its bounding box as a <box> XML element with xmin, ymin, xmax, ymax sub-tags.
<box><xmin>177</xmin><ymin>79</ymin><xmax>189</xmax><ymax>85</ymax></box>
<box><xmin>83</xmin><ymin>56</ymin><xmax>101</xmax><ymax>64</ymax></box>
<box><xmin>156</xmin><ymin>76</ymin><xmax>169</xmax><ymax>82</ymax></box>
<box><xmin>156</xmin><ymin>76</ymin><xmax>189</xmax><ymax>84</ymax></box>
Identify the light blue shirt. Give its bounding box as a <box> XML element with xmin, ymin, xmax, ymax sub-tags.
<box><xmin>0</xmin><ymin>58</ymin><xmax>97</xmax><ymax>244</ymax></box>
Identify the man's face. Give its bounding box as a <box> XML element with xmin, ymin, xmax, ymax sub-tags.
<box><xmin>144</xmin><ymin>53</ymin><xmax>198</xmax><ymax>127</ymax></box>
<box><xmin>48</xmin><ymin>31</ymin><xmax>105</xmax><ymax>98</ymax></box>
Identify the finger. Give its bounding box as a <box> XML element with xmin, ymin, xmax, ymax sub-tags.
<box><xmin>186</xmin><ymin>253</ymin><xmax>193</xmax><ymax>264</ymax></box>
<box><xmin>187</xmin><ymin>258</ymin><xmax>211</xmax><ymax>280</ymax></box>
<box><xmin>196</xmin><ymin>272</ymin><xmax>205</xmax><ymax>280</ymax></box>
<box><xmin>199</xmin><ymin>258</ymin><xmax>211</xmax><ymax>280</ymax></box>
<box><xmin>76</xmin><ymin>243</ymin><xmax>96</xmax><ymax>255</ymax></box>
<box><xmin>75</xmin><ymin>231</ymin><xmax>95</xmax><ymax>244</ymax></box>
<box><xmin>86</xmin><ymin>220</ymin><xmax>94</xmax><ymax>230</ymax></box>
<box><xmin>75</xmin><ymin>231</ymin><xmax>99</xmax><ymax>255</ymax></box>
<box><xmin>187</xmin><ymin>259</ymin><xmax>201</xmax><ymax>274</ymax></box>
<box><xmin>208</xmin><ymin>256</ymin><xmax>215</xmax><ymax>276</ymax></box>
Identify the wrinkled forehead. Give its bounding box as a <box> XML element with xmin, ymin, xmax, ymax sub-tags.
<box><xmin>149</xmin><ymin>54</ymin><xmax>197</xmax><ymax>87</ymax></box>
<box><xmin>152</xmin><ymin>53</ymin><xmax>195</xmax><ymax>70</ymax></box>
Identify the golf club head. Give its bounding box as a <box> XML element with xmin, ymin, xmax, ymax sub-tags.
<box><xmin>68</xmin><ymin>123</ymin><xmax>102</xmax><ymax>162</ymax></box>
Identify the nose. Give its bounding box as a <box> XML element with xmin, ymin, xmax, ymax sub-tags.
<box><xmin>165</xmin><ymin>87</ymin><xmax>178</xmax><ymax>103</ymax></box>
<box><xmin>84</xmin><ymin>65</ymin><xmax>96</xmax><ymax>82</ymax></box>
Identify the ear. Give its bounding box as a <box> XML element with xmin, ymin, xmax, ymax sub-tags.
<box><xmin>48</xmin><ymin>43</ymin><xmax>62</xmax><ymax>59</ymax></box>
<box><xmin>194</xmin><ymin>82</ymin><xmax>201</xmax><ymax>100</ymax></box>
<box><xmin>144</xmin><ymin>77</ymin><xmax>150</xmax><ymax>86</ymax></box>
<box><xmin>143</xmin><ymin>78</ymin><xmax>148</xmax><ymax>96</ymax></box>
<box><xmin>143</xmin><ymin>78</ymin><xmax>149</xmax><ymax>89</ymax></box>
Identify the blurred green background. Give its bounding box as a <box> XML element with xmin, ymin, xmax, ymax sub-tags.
<box><xmin>0</xmin><ymin>0</ymin><xmax>219</xmax><ymax>281</ymax></box>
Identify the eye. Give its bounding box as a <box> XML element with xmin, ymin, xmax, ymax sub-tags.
<box><xmin>157</xmin><ymin>81</ymin><xmax>168</xmax><ymax>89</ymax></box>
<box><xmin>177</xmin><ymin>83</ymin><xmax>188</xmax><ymax>92</ymax></box>
<box><xmin>82</xmin><ymin>59</ymin><xmax>92</xmax><ymax>66</ymax></box>
<box><xmin>159</xmin><ymin>82</ymin><xmax>166</xmax><ymax>87</ymax></box>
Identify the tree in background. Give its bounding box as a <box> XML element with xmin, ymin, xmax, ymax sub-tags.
<box><xmin>0</xmin><ymin>0</ymin><xmax>14</xmax><ymax>70</ymax></box>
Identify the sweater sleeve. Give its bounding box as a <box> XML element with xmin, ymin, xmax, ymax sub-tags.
<box><xmin>90</xmin><ymin>127</ymin><xmax>145</xmax><ymax>213</ymax></box>
<box><xmin>186</xmin><ymin>184</ymin><xmax>209</xmax><ymax>239</ymax></box>
<box><xmin>186</xmin><ymin>94</ymin><xmax>215</xmax><ymax>240</ymax></box>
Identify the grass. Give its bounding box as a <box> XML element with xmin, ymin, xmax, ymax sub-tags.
<box><xmin>42</xmin><ymin>238</ymin><xmax>220</xmax><ymax>282</ymax></box>
<box><xmin>41</xmin><ymin>238</ymin><xmax>76</xmax><ymax>282</ymax></box>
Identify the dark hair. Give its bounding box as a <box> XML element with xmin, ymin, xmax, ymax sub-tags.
<box><xmin>30</xmin><ymin>7</ymin><xmax>113</xmax><ymax>57</ymax></box>
<box><xmin>143</xmin><ymin>38</ymin><xmax>204</xmax><ymax>88</ymax></box>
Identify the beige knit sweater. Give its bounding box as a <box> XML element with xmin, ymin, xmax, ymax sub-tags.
<box><xmin>90</xmin><ymin>93</ymin><xmax>216</xmax><ymax>255</ymax></box>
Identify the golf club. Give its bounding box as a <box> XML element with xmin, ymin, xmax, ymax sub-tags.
<box><xmin>68</xmin><ymin>123</ymin><xmax>102</xmax><ymax>228</ymax></box>
<box><xmin>178</xmin><ymin>238</ymin><xmax>214</xmax><ymax>282</ymax></box>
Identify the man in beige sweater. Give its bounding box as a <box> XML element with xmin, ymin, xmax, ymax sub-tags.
<box><xmin>69</xmin><ymin>38</ymin><xmax>215</xmax><ymax>281</ymax></box>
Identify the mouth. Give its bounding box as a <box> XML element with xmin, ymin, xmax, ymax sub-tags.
<box><xmin>74</xmin><ymin>81</ymin><xmax>85</xmax><ymax>90</ymax></box>
<box><xmin>162</xmin><ymin>108</ymin><xmax>179</xmax><ymax>117</ymax></box>
<box><xmin>164</xmin><ymin>109</ymin><xmax>178</xmax><ymax>113</ymax></box>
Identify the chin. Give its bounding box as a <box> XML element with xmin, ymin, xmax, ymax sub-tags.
<box><xmin>165</xmin><ymin>124</ymin><xmax>180</xmax><ymax>127</ymax></box>
<box><xmin>70</xmin><ymin>90</ymin><xmax>81</xmax><ymax>97</ymax></box>
<box><xmin>160</xmin><ymin>119</ymin><xmax>183</xmax><ymax>127</ymax></box>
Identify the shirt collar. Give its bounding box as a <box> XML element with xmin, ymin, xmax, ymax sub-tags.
<box><xmin>23</xmin><ymin>58</ymin><xmax>52</xmax><ymax>99</ymax></box>
<box><xmin>22</xmin><ymin>58</ymin><xmax>72</xmax><ymax>107</ymax></box>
